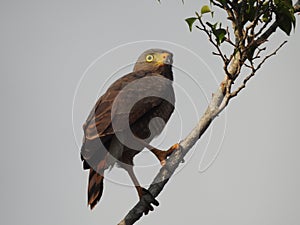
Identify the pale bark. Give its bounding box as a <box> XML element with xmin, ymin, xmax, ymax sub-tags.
<box><xmin>118</xmin><ymin>3</ymin><xmax>298</xmax><ymax>225</ymax></box>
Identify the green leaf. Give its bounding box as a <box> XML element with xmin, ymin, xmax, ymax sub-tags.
<box><xmin>274</xmin><ymin>0</ymin><xmax>296</xmax><ymax>35</ymax></box>
<box><xmin>201</xmin><ymin>5</ymin><xmax>211</xmax><ymax>14</ymax></box>
<box><xmin>277</xmin><ymin>16</ymin><xmax>292</xmax><ymax>35</ymax></box>
<box><xmin>206</xmin><ymin>22</ymin><xmax>227</xmax><ymax>44</ymax></box>
<box><xmin>213</xmin><ymin>28</ymin><xmax>227</xmax><ymax>45</ymax></box>
<box><xmin>185</xmin><ymin>17</ymin><xmax>197</xmax><ymax>32</ymax></box>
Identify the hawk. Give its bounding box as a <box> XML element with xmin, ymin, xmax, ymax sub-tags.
<box><xmin>81</xmin><ymin>49</ymin><xmax>178</xmax><ymax>213</ymax></box>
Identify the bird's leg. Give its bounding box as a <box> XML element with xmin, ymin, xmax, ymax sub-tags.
<box><xmin>149</xmin><ymin>143</ymin><xmax>180</xmax><ymax>166</ymax></box>
<box><xmin>125</xmin><ymin>165</ymin><xmax>143</xmax><ymax>198</ymax></box>
<box><xmin>124</xmin><ymin>165</ymin><xmax>159</xmax><ymax>215</ymax></box>
<box><xmin>132</xmin><ymin>136</ymin><xmax>180</xmax><ymax>166</ymax></box>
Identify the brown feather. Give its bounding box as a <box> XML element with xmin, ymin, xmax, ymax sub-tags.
<box><xmin>81</xmin><ymin>49</ymin><xmax>175</xmax><ymax>210</ymax></box>
<box><xmin>88</xmin><ymin>169</ymin><xmax>104</xmax><ymax>210</ymax></box>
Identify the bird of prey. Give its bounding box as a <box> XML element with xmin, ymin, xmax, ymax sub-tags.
<box><xmin>80</xmin><ymin>49</ymin><xmax>179</xmax><ymax>213</ymax></box>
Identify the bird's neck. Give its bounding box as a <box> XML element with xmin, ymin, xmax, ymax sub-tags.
<box><xmin>156</xmin><ymin>65</ymin><xmax>173</xmax><ymax>81</ymax></box>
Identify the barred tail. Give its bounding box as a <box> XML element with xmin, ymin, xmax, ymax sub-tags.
<box><xmin>88</xmin><ymin>169</ymin><xmax>104</xmax><ymax>210</ymax></box>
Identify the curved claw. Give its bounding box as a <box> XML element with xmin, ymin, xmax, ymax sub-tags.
<box><xmin>141</xmin><ymin>188</ymin><xmax>159</xmax><ymax>215</ymax></box>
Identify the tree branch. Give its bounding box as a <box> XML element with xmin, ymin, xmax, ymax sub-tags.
<box><xmin>231</xmin><ymin>41</ymin><xmax>287</xmax><ymax>98</ymax></box>
<box><xmin>118</xmin><ymin>76</ymin><xmax>227</xmax><ymax>225</ymax></box>
<box><xmin>117</xmin><ymin>2</ymin><xmax>298</xmax><ymax>225</ymax></box>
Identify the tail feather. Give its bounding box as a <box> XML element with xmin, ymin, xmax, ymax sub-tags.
<box><xmin>88</xmin><ymin>169</ymin><xmax>104</xmax><ymax>210</ymax></box>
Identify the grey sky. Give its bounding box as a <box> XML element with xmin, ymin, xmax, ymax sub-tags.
<box><xmin>1</xmin><ymin>1</ymin><xmax>300</xmax><ymax>225</ymax></box>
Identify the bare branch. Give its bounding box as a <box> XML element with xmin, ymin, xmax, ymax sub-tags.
<box><xmin>256</xmin><ymin>41</ymin><xmax>287</xmax><ymax>70</ymax></box>
<box><xmin>250</xmin><ymin>46</ymin><xmax>267</xmax><ymax>61</ymax></box>
<box><xmin>210</xmin><ymin>0</ymin><xmax>224</xmax><ymax>9</ymax></box>
<box><xmin>249</xmin><ymin>0</ymin><xmax>269</xmax><ymax>37</ymax></box>
<box><xmin>254</xmin><ymin>18</ymin><xmax>272</xmax><ymax>39</ymax></box>
<box><xmin>117</xmin><ymin>2</ymin><xmax>297</xmax><ymax>224</ymax></box>
<box><xmin>231</xmin><ymin>41</ymin><xmax>287</xmax><ymax>97</ymax></box>
<box><xmin>225</xmin><ymin>26</ymin><xmax>237</xmax><ymax>47</ymax></box>
<box><xmin>118</xmin><ymin>76</ymin><xmax>227</xmax><ymax>225</ymax></box>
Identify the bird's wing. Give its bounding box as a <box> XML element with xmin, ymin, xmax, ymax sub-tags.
<box><xmin>83</xmin><ymin>71</ymin><xmax>174</xmax><ymax>141</ymax></box>
<box><xmin>81</xmin><ymin>71</ymin><xmax>174</xmax><ymax>169</ymax></box>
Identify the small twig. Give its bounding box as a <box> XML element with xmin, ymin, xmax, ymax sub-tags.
<box><xmin>250</xmin><ymin>0</ymin><xmax>268</xmax><ymax>36</ymax></box>
<box><xmin>196</xmin><ymin>17</ymin><xmax>228</xmax><ymax>64</ymax></box>
<box><xmin>243</xmin><ymin>62</ymin><xmax>252</xmax><ymax>69</ymax></box>
<box><xmin>255</xmin><ymin>41</ymin><xmax>287</xmax><ymax>71</ymax></box>
<box><xmin>255</xmin><ymin>18</ymin><xmax>272</xmax><ymax>38</ymax></box>
<box><xmin>210</xmin><ymin>0</ymin><xmax>226</xmax><ymax>9</ymax></box>
<box><xmin>253</xmin><ymin>46</ymin><xmax>266</xmax><ymax>60</ymax></box>
<box><xmin>231</xmin><ymin>41</ymin><xmax>287</xmax><ymax>97</ymax></box>
<box><xmin>225</xmin><ymin>27</ymin><xmax>236</xmax><ymax>47</ymax></box>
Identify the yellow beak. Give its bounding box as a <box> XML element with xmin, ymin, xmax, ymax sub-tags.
<box><xmin>156</xmin><ymin>53</ymin><xmax>172</xmax><ymax>66</ymax></box>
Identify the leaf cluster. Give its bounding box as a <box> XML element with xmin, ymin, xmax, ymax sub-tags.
<box><xmin>186</xmin><ymin>0</ymin><xmax>296</xmax><ymax>38</ymax></box>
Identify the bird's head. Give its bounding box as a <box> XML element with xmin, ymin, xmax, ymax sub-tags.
<box><xmin>133</xmin><ymin>49</ymin><xmax>173</xmax><ymax>72</ymax></box>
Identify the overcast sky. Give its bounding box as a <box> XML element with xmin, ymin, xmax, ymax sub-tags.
<box><xmin>1</xmin><ymin>1</ymin><xmax>300</xmax><ymax>225</ymax></box>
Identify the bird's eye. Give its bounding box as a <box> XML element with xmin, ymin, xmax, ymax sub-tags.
<box><xmin>145</xmin><ymin>54</ymin><xmax>154</xmax><ymax>62</ymax></box>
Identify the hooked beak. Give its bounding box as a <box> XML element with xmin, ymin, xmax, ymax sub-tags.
<box><xmin>157</xmin><ymin>52</ymin><xmax>173</xmax><ymax>66</ymax></box>
<box><xmin>163</xmin><ymin>52</ymin><xmax>173</xmax><ymax>65</ymax></box>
